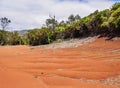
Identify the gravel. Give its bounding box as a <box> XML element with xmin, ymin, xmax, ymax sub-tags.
<box><xmin>34</xmin><ymin>37</ymin><xmax>97</xmax><ymax>49</ymax></box>
<box><xmin>79</xmin><ymin>75</ymin><xmax>120</xmax><ymax>87</ymax></box>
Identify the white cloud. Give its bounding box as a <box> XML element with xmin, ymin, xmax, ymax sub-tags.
<box><xmin>0</xmin><ymin>0</ymin><xmax>116</xmax><ymax>30</ymax></box>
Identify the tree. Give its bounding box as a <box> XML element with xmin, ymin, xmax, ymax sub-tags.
<box><xmin>59</xmin><ymin>20</ymin><xmax>66</xmax><ymax>26</ymax></box>
<box><xmin>111</xmin><ymin>2</ymin><xmax>120</xmax><ymax>11</ymax></box>
<box><xmin>0</xmin><ymin>17</ymin><xmax>11</xmax><ymax>30</ymax></box>
<box><xmin>45</xmin><ymin>15</ymin><xmax>57</xmax><ymax>31</ymax></box>
<box><xmin>68</xmin><ymin>14</ymin><xmax>75</xmax><ymax>24</ymax></box>
<box><xmin>75</xmin><ymin>14</ymin><xmax>81</xmax><ymax>21</ymax></box>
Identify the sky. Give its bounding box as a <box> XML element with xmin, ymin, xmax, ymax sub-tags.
<box><xmin>0</xmin><ymin>0</ymin><xmax>119</xmax><ymax>30</ymax></box>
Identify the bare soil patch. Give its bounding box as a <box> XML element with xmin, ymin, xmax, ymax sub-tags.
<box><xmin>0</xmin><ymin>37</ymin><xmax>120</xmax><ymax>88</ymax></box>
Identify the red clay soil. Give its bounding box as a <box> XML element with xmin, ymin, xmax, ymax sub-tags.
<box><xmin>0</xmin><ymin>38</ymin><xmax>120</xmax><ymax>88</ymax></box>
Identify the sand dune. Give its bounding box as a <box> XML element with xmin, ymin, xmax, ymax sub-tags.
<box><xmin>0</xmin><ymin>37</ymin><xmax>120</xmax><ymax>88</ymax></box>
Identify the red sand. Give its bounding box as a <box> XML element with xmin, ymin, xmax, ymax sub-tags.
<box><xmin>0</xmin><ymin>38</ymin><xmax>120</xmax><ymax>88</ymax></box>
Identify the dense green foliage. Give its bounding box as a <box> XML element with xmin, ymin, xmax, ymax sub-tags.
<box><xmin>0</xmin><ymin>30</ymin><xmax>28</xmax><ymax>45</ymax></box>
<box><xmin>0</xmin><ymin>3</ymin><xmax>120</xmax><ymax>46</ymax></box>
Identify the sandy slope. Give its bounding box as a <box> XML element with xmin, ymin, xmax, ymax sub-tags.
<box><xmin>0</xmin><ymin>70</ymin><xmax>47</xmax><ymax>88</ymax></box>
<box><xmin>0</xmin><ymin>37</ymin><xmax>120</xmax><ymax>88</ymax></box>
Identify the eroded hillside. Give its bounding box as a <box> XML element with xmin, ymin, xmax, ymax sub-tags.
<box><xmin>0</xmin><ymin>37</ymin><xmax>120</xmax><ymax>88</ymax></box>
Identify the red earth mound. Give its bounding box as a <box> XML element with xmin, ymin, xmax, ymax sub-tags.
<box><xmin>0</xmin><ymin>38</ymin><xmax>120</xmax><ymax>88</ymax></box>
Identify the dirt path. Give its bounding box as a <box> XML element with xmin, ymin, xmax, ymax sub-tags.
<box><xmin>0</xmin><ymin>37</ymin><xmax>120</xmax><ymax>88</ymax></box>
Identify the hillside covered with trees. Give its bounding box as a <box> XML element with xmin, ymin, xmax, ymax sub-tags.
<box><xmin>0</xmin><ymin>2</ymin><xmax>120</xmax><ymax>46</ymax></box>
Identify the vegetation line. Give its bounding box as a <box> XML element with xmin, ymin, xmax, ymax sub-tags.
<box><xmin>0</xmin><ymin>3</ymin><xmax>120</xmax><ymax>46</ymax></box>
